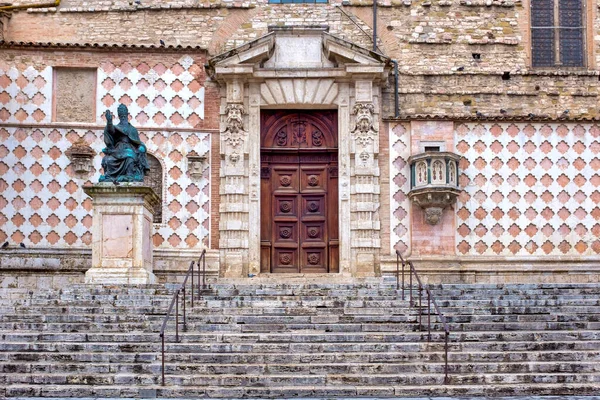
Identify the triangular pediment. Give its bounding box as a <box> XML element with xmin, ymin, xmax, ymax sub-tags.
<box><xmin>208</xmin><ymin>27</ymin><xmax>390</xmax><ymax>78</ymax></box>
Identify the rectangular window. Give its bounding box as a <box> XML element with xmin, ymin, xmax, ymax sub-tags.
<box><xmin>531</xmin><ymin>0</ymin><xmax>585</xmax><ymax>67</ymax></box>
<box><xmin>269</xmin><ymin>0</ymin><xmax>327</xmax><ymax>3</ymax></box>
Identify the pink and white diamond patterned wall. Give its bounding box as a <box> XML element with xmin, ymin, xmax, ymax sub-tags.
<box><xmin>97</xmin><ymin>56</ymin><xmax>205</xmax><ymax>128</ymax></box>
<box><xmin>0</xmin><ymin>65</ymin><xmax>53</xmax><ymax>124</ymax></box>
<box><xmin>0</xmin><ymin>127</ymin><xmax>210</xmax><ymax>250</ymax></box>
<box><xmin>390</xmin><ymin>122</ymin><xmax>411</xmax><ymax>254</ymax></box>
<box><xmin>391</xmin><ymin>122</ymin><xmax>600</xmax><ymax>258</ymax></box>
<box><xmin>0</xmin><ymin>50</ymin><xmax>211</xmax><ymax>251</ymax></box>
<box><xmin>455</xmin><ymin>123</ymin><xmax>600</xmax><ymax>257</ymax></box>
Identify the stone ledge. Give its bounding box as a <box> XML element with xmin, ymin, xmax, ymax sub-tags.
<box><xmin>27</xmin><ymin>3</ymin><xmax>255</xmax><ymax>13</ymax></box>
<box><xmin>380</xmin><ymin>255</ymin><xmax>600</xmax><ymax>284</ymax></box>
<box><xmin>344</xmin><ymin>0</ymin><xmax>518</xmax><ymax>6</ymax></box>
<box><xmin>0</xmin><ymin>246</ymin><xmax>218</xmax><ymax>275</ymax></box>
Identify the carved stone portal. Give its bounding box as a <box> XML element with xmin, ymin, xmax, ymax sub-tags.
<box><xmin>208</xmin><ymin>27</ymin><xmax>391</xmax><ymax>277</ymax></box>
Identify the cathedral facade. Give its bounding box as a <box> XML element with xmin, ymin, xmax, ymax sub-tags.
<box><xmin>0</xmin><ymin>0</ymin><xmax>599</xmax><ymax>287</ymax></box>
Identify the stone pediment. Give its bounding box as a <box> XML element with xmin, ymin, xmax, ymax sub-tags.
<box><xmin>208</xmin><ymin>26</ymin><xmax>391</xmax><ymax>80</ymax></box>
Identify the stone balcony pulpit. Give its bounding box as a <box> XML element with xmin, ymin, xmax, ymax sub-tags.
<box><xmin>408</xmin><ymin>151</ymin><xmax>461</xmax><ymax>225</ymax></box>
<box><xmin>83</xmin><ymin>183</ymin><xmax>160</xmax><ymax>284</ymax></box>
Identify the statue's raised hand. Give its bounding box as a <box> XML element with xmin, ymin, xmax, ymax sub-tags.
<box><xmin>105</xmin><ymin>110</ymin><xmax>112</xmax><ymax>122</ymax></box>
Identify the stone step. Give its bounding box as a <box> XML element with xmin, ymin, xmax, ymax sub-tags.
<box><xmin>5</xmin><ymin>338</ymin><xmax>598</xmax><ymax>354</ymax></box>
<box><xmin>9</xmin><ymin>318</ymin><xmax>596</xmax><ymax>333</ymax></box>
<box><xmin>3</xmin><ymin>344</ymin><xmax>599</xmax><ymax>364</ymax></box>
<box><xmin>2</xmin><ymin>360</ymin><xmax>600</xmax><ymax>375</ymax></box>
<box><xmin>4</xmin><ymin>300</ymin><xmax>173</xmax><ymax>308</ymax></box>
<box><xmin>438</xmin><ymin>299</ymin><xmax>600</xmax><ymax>307</ymax></box>
<box><xmin>439</xmin><ymin>306</ymin><xmax>600</xmax><ymax>315</ymax></box>
<box><xmin>0</xmin><ymin>313</ymin><xmax>164</xmax><ymax>323</ymax></box>
<box><xmin>3</xmin><ymin>348</ymin><xmax>599</xmax><ymax>364</ymax></box>
<box><xmin>0</xmin><ymin>322</ymin><xmax>155</xmax><ymax>332</ymax></box>
<box><xmin>441</xmin><ymin>321</ymin><xmax>595</xmax><ymax>331</ymax></box>
<box><xmin>5</xmin><ymin>329</ymin><xmax>599</xmax><ymax>344</ymax></box>
<box><xmin>4</xmin><ymin>382</ymin><xmax>599</xmax><ymax>398</ymax></box>
<box><xmin>445</xmin><ymin>314</ymin><xmax>600</xmax><ymax>323</ymax></box>
<box><xmin>161</xmin><ymin>349</ymin><xmax>600</xmax><ymax>364</ymax></box>
<box><xmin>3</xmin><ymin>371</ymin><xmax>599</xmax><ymax>386</ymax></box>
<box><xmin>430</xmin><ymin>283</ymin><xmax>600</xmax><ymax>290</ymax></box>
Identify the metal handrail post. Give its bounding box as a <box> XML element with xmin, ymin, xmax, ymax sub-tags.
<box><xmin>396</xmin><ymin>252</ymin><xmax>399</xmax><ymax>291</ymax></box>
<box><xmin>161</xmin><ymin>333</ymin><xmax>165</xmax><ymax>386</ymax></box>
<box><xmin>427</xmin><ymin>290</ymin><xmax>431</xmax><ymax>343</ymax></box>
<box><xmin>409</xmin><ymin>270</ymin><xmax>413</xmax><ymax>308</ymax></box>
<box><xmin>444</xmin><ymin>331</ymin><xmax>449</xmax><ymax>384</ymax></box>
<box><xmin>175</xmin><ymin>291</ymin><xmax>179</xmax><ymax>343</ymax></box>
<box><xmin>402</xmin><ymin>260</ymin><xmax>405</xmax><ymax>299</ymax></box>
<box><xmin>418</xmin><ymin>285</ymin><xmax>422</xmax><ymax>329</ymax></box>
<box><xmin>198</xmin><ymin>256</ymin><xmax>202</xmax><ymax>300</ymax></box>
<box><xmin>202</xmin><ymin>251</ymin><xmax>206</xmax><ymax>290</ymax></box>
<box><xmin>191</xmin><ymin>262</ymin><xmax>194</xmax><ymax>308</ymax></box>
<box><xmin>182</xmin><ymin>287</ymin><xmax>187</xmax><ymax>332</ymax></box>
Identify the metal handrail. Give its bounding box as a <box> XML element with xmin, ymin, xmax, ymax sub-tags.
<box><xmin>159</xmin><ymin>249</ymin><xmax>207</xmax><ymax>386</ymax></box>
<box><xmin>395</xmin><ymin>249</ymin><xmax>451</xmax><ymax>384</ymax></box>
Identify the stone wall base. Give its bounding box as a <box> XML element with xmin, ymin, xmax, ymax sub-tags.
<box><xmin>380</xmin><ymin>256</ymin><xmax>600</xmax><ymax>284</ymax></box>
<box><xmin>85</xmin><ymin>267</ymin><xmax>156</xmax><ymax>285</ymax></box>
<box><xmin>0</xmin><ymin>248</ymin><xmax>219</xmax><ymax>289</ymax></box>
<box><xmin>2</xmin><ymin>249</ymin><xmax>598</xmax><ymax>288</ymax></box>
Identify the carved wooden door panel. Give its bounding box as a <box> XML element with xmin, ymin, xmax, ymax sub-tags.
<box><xmin>261</xmin><ymin>111</ymin><xmax>338</xmax><ymax>274</ymax></box>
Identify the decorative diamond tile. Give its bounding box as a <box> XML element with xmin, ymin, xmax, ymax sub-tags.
<box><xmin>96</xmin><ymin>56</ymin><xmax>205</xmax><ymax>128</ymax></box>
<box><xmin>0</xmin><ymin>66</ymin><xmax>52</xmax><ymax>124</ymax></box>
<box><xmin>389</xmin><ymin>123</ymin><xmax>411</xmax><ymax>254</ymax></box>
<box><xmin>0</xmin><ymin>126</ymin><xmax>210</xmax><ymax>249</ymax></box>
<box><xmin>456</xmin><ymin>123</ymin><xmax>600</xmax><ymax>256</ymax></box>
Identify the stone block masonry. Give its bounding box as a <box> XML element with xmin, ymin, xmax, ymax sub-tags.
<box><xmin>4</xmin><ymin>0</ymin><xmax>600</xmax><ymax>120</ymax></box>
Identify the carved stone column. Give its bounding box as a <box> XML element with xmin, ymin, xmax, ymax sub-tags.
<box><xmin>338</xmin><ymin>83</ymin><xmax>352</xmax><ymax>275</ymax></box>
<box><xmin>219</xmin><ymin>79</ymin><xmax>249</xmax><ymax>277</ymax></box>
<box><xmin>350</xmin><ymin>80</ymin><xmax>381</xmax><ymax>275</ymax></box>
<box><xmin>247</xmin><ymin>83</ymin><xmax>262</xmax><ymax>275</ymax></box>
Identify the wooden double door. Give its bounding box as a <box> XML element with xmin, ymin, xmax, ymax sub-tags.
<box><xmin>260</xmin><ymin>110</ymin><xmax>339</xmax><ymax>273</ymax></box>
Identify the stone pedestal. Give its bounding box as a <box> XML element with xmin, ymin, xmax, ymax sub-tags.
<box><xmin>83</xmin><ymin>183</ymin><xmax>160</xmax><ymax>284</ymax></box>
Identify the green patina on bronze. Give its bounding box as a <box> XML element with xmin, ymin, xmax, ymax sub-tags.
<box><xmin>100</xmin><ymin>104</ymin><xmax>150</xmax><ymax>183</ymax></box>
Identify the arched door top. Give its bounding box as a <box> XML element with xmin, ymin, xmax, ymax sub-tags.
<box><xmin>261</xmin><ymin>110</ymin><xmax>338</xmax><ymax>149</ymax></box>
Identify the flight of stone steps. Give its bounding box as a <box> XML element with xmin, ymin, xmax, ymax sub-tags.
<box><xmin>0</xmin><ymin>280</ymin><xmax>599</xmax><ymax>397</ymax></box>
